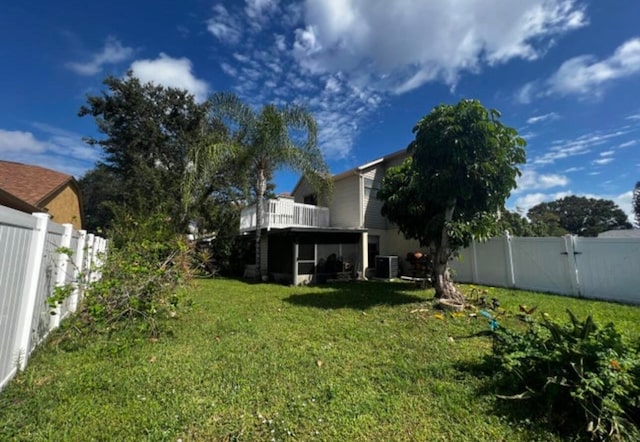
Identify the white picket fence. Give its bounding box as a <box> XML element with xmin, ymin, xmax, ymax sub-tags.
<box><xmin>0</xmin><ymin>205</ymin><xmax>106</xmax><ymax>391</ymax></box>
<box><xmin>451</xmin><ymin>233</ymin><xmax>640</xmax><ymax>304</ymax></box>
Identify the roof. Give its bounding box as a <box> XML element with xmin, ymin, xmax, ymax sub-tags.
<box><xmin>598</xmin><ymin>229</ymin><xmax>640</xmax><ymax>238</ymax></box>
<box><xmin>0</xmin><ymin>160</ymin><xmax>74</xmax><ymax>206</ymax></box>
<box><xmin>291</xmin><ymin>148</ymin><xmax>407</xmax><ymax>195</ymax></box>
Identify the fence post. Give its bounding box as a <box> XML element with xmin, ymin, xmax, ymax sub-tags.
<box><xmin>69</xmin><ymin>230</ymin><xmax>87</xmax><ymax>312</ymax></box>
<box><xmin>85</xmin><ymin>233</ymin><xmax>95</xmax><ymax>283</ymax></box>
<box><xmin>49</xmin><ymin>223</ymin><xmax>73</xmax><ymax>331</ymax></box>
<box><xmin>94</xmin><ymin>237</ymin><xmax>105</xmax><ymax>281</ymax></box>
<box><xmin>13</xmin><ymin>213</ymin><xmax>49</xmax><ymax>370</ymax></box>
<box><xmin>563</xmin><ymin>235</ymin><xmax>581</xmax><ymax>297</ymax></box>
<box><xmin>471</xmin><ymin>238</ymin><xmax>479</xmax><ymax>283</ymax></box>
<box><xmin>90</xmin><ymin>236</ymin><xmax>102</xmax><ymax>283</ymax></box>
<box><xmin>503</xmin><ymin>231</ymin><xmax>516</xmax><ymax>287</ymax></box>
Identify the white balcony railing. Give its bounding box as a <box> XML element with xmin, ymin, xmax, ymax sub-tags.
<box><xmin>240</xmin><ymin>198</ymin><xmax>330</xmax><ymax>232</ymax></box>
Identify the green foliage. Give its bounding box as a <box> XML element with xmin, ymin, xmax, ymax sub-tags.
<box><xmin>491</xmin><ymin>311</ymin><xmax>640</xmax><ymax>440</ymax></box>
<box><xmin>79</xmin><ymin>73</ymin><xmax>212</xmax><ymax>231</ymax></box>
<box><xmin>378</xmin><ymin>99</ymin><xmax>525</xmax><ymax>298</ymax></box>
<box><xmin>47</xmin><ymin>247</ymin><xmax>79</xmax><ymax>309</ymax></box>
<box><xmin>189</xmin><ymin>92</ymin><xmax>332</xmax><ymax>276</ymax></box>
<box><xmin>528</xmin><ymin>195</ymin><xmax>631</xmax><ymax>236</ymax></box>
<box><xmin>379</xmin><ymin>99</ymin><xmax>526</xmax><ymax>250</ymax></box>
<box><xmin>81</xmin><ymin>211</ymin><xmax>192</xmax><ymax>336</ymax></box>
<box><xmin>47</xmin><ymin>284</ymin><xmax>73</xmax><ymax>309</ymax></box>
<box><xmin>496</xmin><ymin>209</ymin><xmax>551</xmax><ymax>237</ymax></box>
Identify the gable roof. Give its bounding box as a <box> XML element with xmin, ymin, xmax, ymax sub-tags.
<box><xmin>291</xmin><ymin>148</ymin><xmax>407</xmax><ymax>196</ymax></box>
<box><xmin>0</xmin><ymin>160</ymin><xmax>74</xmax><ymax>206</ymax></box>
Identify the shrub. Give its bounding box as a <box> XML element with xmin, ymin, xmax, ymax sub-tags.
<box><xmin>491</xmin><ymin>310</ymin><xmax>640</xmax><ymax>441</ymax></box>
<box><xmin>80</xmin><ymin>211</ymin><xmax>192</xmax><ymax>336</ymax></box>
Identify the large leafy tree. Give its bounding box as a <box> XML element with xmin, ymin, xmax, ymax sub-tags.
<box><xmin>378</xmin><ymin>99</ymin><xmax>526</xmax><ymax>305</ymax></box>
<box><xmin>528</xmin><ymin>195</ymin><xmax>631</xmax><ymax>236</ymax></box>
<box><xmin>187</xmin><ymin>93</ymin><xmax>332</xmax><ymax>277</ymax></box>
<box><xmin>79</xmin><ymin>73</ymin><xmax>211</xmax><ymax>230</ymax></box>
<box><xmin>633</xmin><ymin>181</ymin><xmax>640</xmax><ymax>227</ymax></box>
<box><xmin>496</xmin><ymin>209</ymin><xmax>549</xmax><ymax>237</ymax></box>
<box><xmin>78</xmin><ymin>164</ymin><xmax>124</xmax><ymax>232</ymax></box>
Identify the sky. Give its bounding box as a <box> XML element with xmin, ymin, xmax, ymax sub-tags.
<box><xmin>1</xmin><ymin>0</ymin><xmax>639</xmax><ymax>223</ymax></box>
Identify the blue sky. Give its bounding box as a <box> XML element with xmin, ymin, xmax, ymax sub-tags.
<box><xmin>1</xmin><ymin>0</ymin><xmax>639</xmax><ymax>222</ymax></box>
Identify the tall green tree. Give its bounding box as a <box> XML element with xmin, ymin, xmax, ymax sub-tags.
<box><xmin>633</xmin><ymin>181</ymin><xmax>640</xmax><ymax>227</ymax></box>
<box><xmin>496</xmin><ymin>209</ymin><xmax>548</xmax><ymax>237</ymax></box>
<box><xmin>527</xmin><ymin>195</ymin><xmax>631</xmax><ymax>236</ymax></box>
<box><xmin>378</xmin><ymin>99</ymin><xmax>526</xmax><ymax>305</ymax></box>
<box><xmin>78</xmin><ymin>164</ymin><xmax>123</xmax><ymax>232</ymax></box>
<box><xmin>79</xmin><ymin>73</ymin><xmax>211</xmax><ymax>230</ymax></box>
<box><xmin>187</xmin><ymin>93</ymin><xmax>332</xmax><ymax>277</ymax></box>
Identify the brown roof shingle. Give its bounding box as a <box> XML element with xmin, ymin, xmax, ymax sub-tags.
<box><xmin>0</xmin><ymin>160</ymin><xmax>73</xmax><ymax>206</ymax></box>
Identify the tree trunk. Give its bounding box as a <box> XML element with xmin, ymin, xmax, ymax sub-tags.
<box><xmin>254</xmin><ymin>169</ymin><xmax>266</xmax><ymax>281</ymax></box>
<box><xmin>432</xmin><ymin>203</ymin><xmax>465</xmax><ymax>308</ymax></box>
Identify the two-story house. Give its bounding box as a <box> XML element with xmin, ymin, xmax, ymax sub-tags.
<box><xmin>239</xmin><ymin>150</ymin><xmax>423</xmax><ymax>285</ymax></box>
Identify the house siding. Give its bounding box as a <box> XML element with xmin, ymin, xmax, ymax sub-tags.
<box><xmin>362</xmin><ymin>166</ymin><xmax>386</xmax><ymax>230</ymax></box>
<box><xmin>42</xmin><ymin>185</ymin><xmax>83</xmax><ymax>230</ymax></box>
<box><xmin>328</xmin><ymin>174</ymin><xmax>361</xmax><ymax>227</ymax></box>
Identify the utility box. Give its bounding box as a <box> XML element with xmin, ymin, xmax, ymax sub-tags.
<box><xmin>375</xmin><ymin>255</ymin><xmax>398</xmax><ymax>279</ymax></box>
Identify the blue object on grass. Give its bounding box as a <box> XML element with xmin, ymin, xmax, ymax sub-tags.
<box><xmin>479</xmin><ymin>309</ymin><xmax>499</xmax><ymax>331</ymax></box>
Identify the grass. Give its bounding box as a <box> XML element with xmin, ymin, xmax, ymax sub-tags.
<box><xmin>1</xmin><ymin>279</ymin><xmax>639</xmax><ymax>441</ymax></box>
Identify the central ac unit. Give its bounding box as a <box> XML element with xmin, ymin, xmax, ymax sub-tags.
<box><xmin>375</xmin><ymin>255</ymin><xmax>398</xmax><ymax>279</ymax></box>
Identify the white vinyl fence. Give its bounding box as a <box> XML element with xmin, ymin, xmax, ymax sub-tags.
<box><xmin>451</xmin><ymin>233</ymin><xmax>640</xmax><ymax>304</ymax></box>
<box><xmin>0</xmin><ymin>205</ymin><xmax>106</xmax><ymax>391</ymax></box>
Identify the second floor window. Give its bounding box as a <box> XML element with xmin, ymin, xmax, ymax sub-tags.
<box><xmin>303</xmin><ymin>193</ymin><xmax>317</xmax><ymax>205</ymax></box>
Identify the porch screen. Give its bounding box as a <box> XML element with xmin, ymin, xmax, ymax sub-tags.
<box><xmin>316</xmin><ymin>243</ymin><xmax>358</xmax><ymax>274</ymax></box>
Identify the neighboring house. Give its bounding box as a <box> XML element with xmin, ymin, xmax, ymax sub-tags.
<box><xmin>0</xmin><ymin>160</ymin><xmax>84</xmax><ymax>230</ymax></box>
<box><xmin>239</xmin><ymin>149</ymin><xmax>423</xmax><ymax>285</ymax></box>
<box><xmin>598</xmin><ymin>229</ymin><xmax>640</xmax><ymax>238</ymax></box>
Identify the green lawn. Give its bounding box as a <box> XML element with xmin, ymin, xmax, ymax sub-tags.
<box><xmin>1</xmin><ymin>279</ymin><xmax>639</xmax><ymax>441</ymax></box>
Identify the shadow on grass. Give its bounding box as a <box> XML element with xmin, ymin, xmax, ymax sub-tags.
<box><xmin>456</xmin><ymin>356</ymin><xmax>578</xmax><ymax>440</ymax></box>
<box><xmin>283</xmin><ymin>281</ymin><xmax>429</xmax><ymax>310</ymax></box>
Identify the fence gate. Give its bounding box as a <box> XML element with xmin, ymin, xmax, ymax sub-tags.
<box><xmin>573</xmin><ymin>237</ymin><xmax>640</xmax><ymax>303</ymax></box>
<box><xmin>510</xmin><ymin>236</ymin><xmax>577</xmax><ymax>296</ymax></box>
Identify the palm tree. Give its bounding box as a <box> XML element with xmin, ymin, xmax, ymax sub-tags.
<box><xmin>187</xmin><ymin>93</ymin><xmax>332</xmax><ymax>279</ymax></box>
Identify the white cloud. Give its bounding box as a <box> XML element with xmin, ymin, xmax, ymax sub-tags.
<box><xmin>599</xmin><ymin>150</ymin><xmax>615</xmax><ymax>157</ymax></box>
<box><xmin>245</xmin><ymin>0</ymin><xmax>279</xmax><ymax>29</ymax></box>
<box><xmin>295</xmin><ymin>0</ymin><xmax>587</xmax><ymax>93</ymax></box>
<box><xmin>619</xmin><ymin>140</ymin><xmax>637</xmax><ymax>148</ymax></box>
<box><xmin>209</xmin><ymin>1</ymin><xmax>586</xmax><ymax>159</ymax></box>
<box><xmin>516</xmin><ymin>82</ymin><xmax>537</xmax><ymax>104</ymax></box>
<box><xmin>130</xmin><ymin>53</ymin><xmax>210</xmax><ymax>102</ymax></box>
<box><xmin>516</xmin><ymin>169</ymin><xmax>569</xmax><ymax>193</ymax></box>
<box><xmin>592</xmin><ymin>157</ymin><xmax>614</xmax><ymax>165</ymax></box>
<box><xmin>547</xmin><ymin>37</ymin><xmax>640</xmax><ymax>97</ymax></box>
<box><xmin>527</xmin><ymin>112</ymin><xmax>560</xmax><ymax>124</ymax></box>
<box><xmin>0</xmin><ymin>126</ymin><xmax>99</xmax><ymax>177</ymax></box>
<box><xmin>626</xmin><ymin>113</ymin><xmax>640</xmax><ymax>120</ymax></box>
<box><xmin>0</xmin><ymin>129</ymin><xmax>47</xmax><ymax>153</ymax></box>
<box><xmin>534</xmin><ymin>128</ymin><xmax>628</xmax><ymax>165</ymax></box>
<box><xmin>207</xmin><ymin>4</ymin><xmax>242</xmax><ymax>44</ymax></box>
<box><xmin>614</xmin><ymin>191</ymin><xmax>634</xmax><ymax>224</ymax></box>
<box><xmin>512</xmin><ymin>191</ymin><xmax>572</xmax><ymax>213</ymax></box>
<box><xmin>564</xmin><ymin>166</ymin><xmax>584</xmax><ymax>173</ymax></box>
<box><xmin>66</xmin><ymin>37</ymin><xmax>134</xmax><ymax>76</ymax></box>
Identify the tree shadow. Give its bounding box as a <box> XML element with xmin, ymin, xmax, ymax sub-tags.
<box><xmin>283</xmin><ymin>281</ymin><xmax>429</xmax><ymax>310</ymax></box>
<box><xmin>455</xmin><ymin>356</ymin><xmax>576</xmax><ymax>439</ymax></box>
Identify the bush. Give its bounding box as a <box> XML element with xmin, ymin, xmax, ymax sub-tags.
<box><xmin>80</xmin><ymin>211</ymin><xmax>192</xmax><ymax>336</ymax></box>
<box><xmin>491</xmin><ymin>310</ymin><xmax>640</xmax><ymax>441</ymax></box>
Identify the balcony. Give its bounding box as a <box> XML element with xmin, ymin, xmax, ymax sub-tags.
<box><xmin>240</xmin><ymin>197</ymin><xmax>330</xmax><ymax>232</ymax></box>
